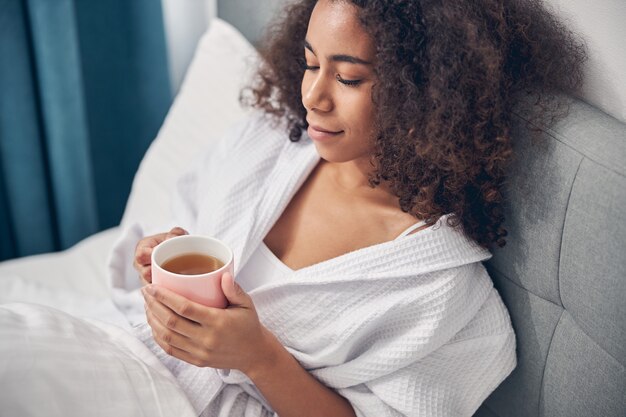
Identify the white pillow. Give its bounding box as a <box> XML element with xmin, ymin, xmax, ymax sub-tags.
<box><xmin>121</xmin><ymin>18</ymin><xmax>258</xmax><ymax>230</ymax></box>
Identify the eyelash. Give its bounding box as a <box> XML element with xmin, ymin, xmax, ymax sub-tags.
<box><xmin>304</xmin><ymin>65</ymin><xmax>362</xmax><ymax>87</ymax></box>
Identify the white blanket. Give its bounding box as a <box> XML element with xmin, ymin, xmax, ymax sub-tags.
<box><xmin>109</xmin><ymin>113</ymin><xmax>517</xmax><ymax>417</ymax></box>
<box><xmin>0</xmin><ymin>303</ymin><xmax>196</xmax><ymax>417</ymax></box>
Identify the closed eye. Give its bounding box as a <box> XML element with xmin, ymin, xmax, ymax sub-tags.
<box><xmin>336</xmin><ymin>74</ymin><xmax>362</xmax><ymax>87</ymax></box>
<box><xmin>304</xmin><ymin>63</ymin><xmax>363</xmax><ymax>87</ymax></box>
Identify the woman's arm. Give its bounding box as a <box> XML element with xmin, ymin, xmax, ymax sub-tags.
<box><xmin>142</xmin><ymin>272</ymin><xmax>356</xmax><ymax>417</ymax></box>
<box><xmin>246</xmin><ymin>328</ymin><xmax>357</xmax><ymax>417</ymax></box>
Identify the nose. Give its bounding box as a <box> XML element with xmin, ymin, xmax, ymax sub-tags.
<box><xmin>302</xmin><ymin>72</ymin><xmax>333</xmax><ymax>113</ymax></box>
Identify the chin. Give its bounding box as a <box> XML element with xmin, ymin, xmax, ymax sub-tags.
<box><xmin>313</xmin><ymin>144</ymin><xmax>374</xmax><ymax>167</ymax></box>
<box><xmin>313</xmin><ymin>143</ymin><xmax>357</xmax><ymax>163</ymax></box>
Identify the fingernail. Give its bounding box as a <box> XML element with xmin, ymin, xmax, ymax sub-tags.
<box><xmin>145</xmin><ymin>285</ymin><xmax>156</xmax><ymax>295</ymax></box>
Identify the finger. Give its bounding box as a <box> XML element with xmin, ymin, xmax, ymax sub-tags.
<box><xmin>143</xmin><ymin>290</ymin><xmax>199</xmax><ymax>338</ymax></box>
<box><xmin>221</xmin><ymin>272</ymin><xmax>251</xmax><ymax>308</ymax></box>
<box><xmin>133</xmin><ymin>262</ymin><xmax>151</xmax><ymax>284</ymax></box>
<box><xmin>144</xmin><ymin>285</ymin><xmax>218</xmax><ymax>324</ymax></box>
<box><xmin>146</xmin><ymin>307</ymin><xmax>209</xmax><ymax>367</ymax></box>
<box><xmin>134</xmin><ymin>244</ymin><xmax>155</xmax><ymax>268</ymax></box>
<box><xmin>139</xmin><ymin>265</ymin><xmax>152</xmax><ymax>284</ymax></box>
<box><xmin>166</xmin><ymin>227</ymin><xmax>188</xmax><ymax>239</ymax></box>
<box><xmin>134</xmin><ymin>228</ymin><xmax>187</xmax><ymax>270</ymax></box>
<box><xmin>145</xmin><ymin>307</ymin><xmax>196</xmax><ymax>353</ymax></box>
<box><xmin>153</xmin><ymin>335</ymin><xmax>207</xmax><ymax>368</ymax></box>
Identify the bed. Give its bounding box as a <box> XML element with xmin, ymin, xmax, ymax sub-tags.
<box><xmin>1</xmin><ymin>7</ymin><xmax>624</xmax><ymax>417</ymax></box>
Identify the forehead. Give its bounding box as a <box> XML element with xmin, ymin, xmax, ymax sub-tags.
<box><xmin>306</xmin><ymin>0</ymin><xmax>374</xmax><ymax>58</ymax></box>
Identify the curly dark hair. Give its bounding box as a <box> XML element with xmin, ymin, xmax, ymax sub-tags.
<box><xmin>242</xmin><ymin>0</ymin><xmax>586</xmax><ymax>248</ymax></box>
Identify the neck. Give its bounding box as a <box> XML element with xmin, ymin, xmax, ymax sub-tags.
<box><xmin>323</xmin><ymin>158</ymin><xmax>397</xmax><ymax>205</ymax></box>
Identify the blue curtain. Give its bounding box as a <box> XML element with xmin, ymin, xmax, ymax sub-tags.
<box><xmin>0</xmin><ymin>0</ymin><xmax>172</xmax><ymax>261</ymax></box>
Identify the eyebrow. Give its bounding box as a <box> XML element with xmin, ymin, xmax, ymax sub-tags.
<box><xmin>304</xmin><ymin>40</ymin><xmax>372</xmax><ymax>66</ymax></box>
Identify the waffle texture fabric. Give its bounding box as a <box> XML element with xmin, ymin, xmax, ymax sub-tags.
<box><xmin>109</xmin><ymin>113</ymin><xmax>517</xmax><ymax>417</ymax></box>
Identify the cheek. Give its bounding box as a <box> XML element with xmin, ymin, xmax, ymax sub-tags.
<box><xmin>346</xmin><ymin>91</ymin><xmax>376</xmax><ymax>132</ymax></box>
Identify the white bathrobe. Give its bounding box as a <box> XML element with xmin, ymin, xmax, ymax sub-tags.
<box><xmin>109</xmin><ymin>112</ymin><xmax>516</xmax><ymax>417</ymax></box>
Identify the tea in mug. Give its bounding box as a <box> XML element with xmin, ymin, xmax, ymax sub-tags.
<box><xmin>161</xmin><ymin>253</ymin><xmax>225</xmax><ymax>275</ymax></box>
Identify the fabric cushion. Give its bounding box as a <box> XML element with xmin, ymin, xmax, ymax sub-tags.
<box><xmin>476</xmin><ymin>272</ymin><xmax>563</xmax><ymax>417</ymax></box>
<box><xmin>475</xmin><ymin>99</ymin><xmax>626</xmax><ymax>417</ymax></box>
<box><xmin>559</xmin><ymin>159</ymin><xmax>625</xmax><ymax>362</ymax></box>
<box><xmin>542</xmin><ymin>312</ymin><xmax>625</xmax><ymax>417</ymax></box>
<box><xmin>120</xmin><ymin>18</ymin><xmax>257</xmax><ymax>231</ymax></box>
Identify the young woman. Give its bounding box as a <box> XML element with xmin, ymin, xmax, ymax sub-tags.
<box><xmin>131</xmin><ymin>0</ymin><xmax>585</xmax><ymax>416</ymax></box>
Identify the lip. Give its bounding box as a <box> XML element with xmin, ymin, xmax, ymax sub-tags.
<box><xmin>307</xmin><ymin>123</ymin><xmax>344</xmax><ymax>142</ymax></box>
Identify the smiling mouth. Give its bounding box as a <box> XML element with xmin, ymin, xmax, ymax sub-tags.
<box><xmin>311</xmin><ymin>125</ymin><xmax>341</xmax><ymax>133</ymax></box>
<box><xmin>307</xmin><ymin>124</ymin><xmax>344</xmax><ymax>141</ymax></box>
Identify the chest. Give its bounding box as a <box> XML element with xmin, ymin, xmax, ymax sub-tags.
<box><xmin>263</xmin><ymin>165</ymin><xmax>418</xmax><ymax>270</ymax></box>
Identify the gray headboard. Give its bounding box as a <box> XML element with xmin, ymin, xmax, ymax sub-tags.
<box><xmin>475</xmin><ymin>99</ymin><xmax>626</xmax><ymax>416</ymax></box>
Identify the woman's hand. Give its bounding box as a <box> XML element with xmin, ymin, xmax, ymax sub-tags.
<box><xmin>133</xmin><ymin>227</ymin><xmax>188</xmax><ymax>286</ymax></box>
<box><xmin>141</xmin><ymin>272</ymin><xmax>276</xmax><ymax>375</ymax></box>
<box><xmin>143</xmin><ymin>273</ymin><xmax>357</xmax><ymax>417</ymax></box>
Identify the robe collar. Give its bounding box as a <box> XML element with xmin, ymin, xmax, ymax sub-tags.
<box><xmin>228</xmin><ymin>136</ymin><xmax>491</xmax><ymax>283</ymax></box>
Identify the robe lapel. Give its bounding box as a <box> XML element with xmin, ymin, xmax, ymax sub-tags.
<box><xmin>246</xmin><ymin>215</ymin><xmax>492</xmax><ymax>293</ymax></box>
<box><xmin>292</xmin><ymin>217</ymin><xmax>492</xmax><ymax>281</ymax></box>
<box><xmin>234</xmin><ymin>138</ymin><xmax>319</xmax><ymax>274</ymax></box>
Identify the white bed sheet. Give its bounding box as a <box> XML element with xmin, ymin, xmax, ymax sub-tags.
<box><xmin>0</xmin><ymin>303</ymin><xmax>196</xmax><ymax>417</ymax></box>
<box><xmin>0</xmin><ymin>227</ymin><xmax>132</xmax><ymax>329</ymax></box>
<box><xmin>0</xmin><ymin>227</ymin><xmax>118</xmax><ymax>297</ymax></box>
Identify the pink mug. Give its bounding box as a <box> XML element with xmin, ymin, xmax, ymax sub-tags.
<box><xmin>151</xmin><ymin>235</ymin><xmax>233</xmax><ymax>308</ymax></box>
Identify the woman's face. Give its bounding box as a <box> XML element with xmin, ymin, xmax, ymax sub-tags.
<box><xmin>301</xmin><ymin>0</ymin><xmax>377</xmax><ymax>164</ymax></box>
